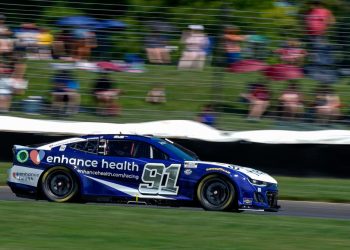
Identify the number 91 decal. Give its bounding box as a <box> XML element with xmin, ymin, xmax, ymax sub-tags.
<box><xmin>139</xmin><ymin>163</ymin><xmax>181</xmax><ymax>195</ymax></box>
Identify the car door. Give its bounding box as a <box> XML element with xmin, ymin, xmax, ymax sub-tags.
<box><xmin>95</xmin><ymin>138</ymin><xmax>182</xmax><ymax>198</ymax></box>
<box><xmin>136</xmin><ymin>143</ymin><xmax>182</xmax><ymax>197</ymax></box>
<box><xmin>96</xmin><ymin>139</ymin><xmax>145</xmax><ymax>187</ymax></box>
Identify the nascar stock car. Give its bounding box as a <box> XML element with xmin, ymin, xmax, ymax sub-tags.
<box><xmin>8</xmin><ymin>134</ymin><xmax>279</xmax><ymax>211</ymax></box>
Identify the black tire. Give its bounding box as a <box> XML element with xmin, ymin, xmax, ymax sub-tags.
<box><xmin>41</xmin><ymin>167</ymin><xmax>79</xmax><ymax>202</ymax></box>
<box><xmin>197</xmin><ymin>175</ymin><xmax>235</xmax><ymax>211</ymax></box>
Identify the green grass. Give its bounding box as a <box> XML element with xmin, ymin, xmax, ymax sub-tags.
<box><xmin>9</xmin><ymin>60</ymin><xmax>350</xmax><ymax>130</ymax></box>
<box><xmin>2</xmin><ymin>162</ymin><xmax>350</xmax><ymax>203</ymax></box>
<box><xmin>0</xmin><ymin>201</ymin><xmax>349</xmax><ymax>250</ymax></box>
<box><xmin>0</xmin><ymin>163</ymin><xmax>10</xmax><ymax>186</ymax></box>
<box><xmin>277</xmin><ymin>176</ymin><xmax>350</xmax><ymax>203</ymax></box>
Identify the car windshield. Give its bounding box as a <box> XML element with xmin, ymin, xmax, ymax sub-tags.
<box><xmin>158</xmin><ymin>139</ymin><xmax>198</xmax><ymax>161</ymax></box>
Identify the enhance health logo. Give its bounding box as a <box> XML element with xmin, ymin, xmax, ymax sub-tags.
<box><xmin>29</xmin><ymin>150</ymin><xmax>45</xmax><ymax>165</ymax></box>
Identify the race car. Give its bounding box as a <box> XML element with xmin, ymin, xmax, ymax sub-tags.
<box><xmin>7</xmin><ymin>134</ymin><xmax>279</xmax><ymax>211</ymax></box>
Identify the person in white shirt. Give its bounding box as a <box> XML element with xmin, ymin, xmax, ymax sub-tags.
<box><xmin>178</xmin><ymin>25</ymin><xmax>209</xmax><ymax>70</ymax></box>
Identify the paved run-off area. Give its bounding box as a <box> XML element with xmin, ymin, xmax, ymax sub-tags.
<box><xmin>1</xmin><ymin>186</ymin><xmax>350</xmax><ymax>220</ymax></box>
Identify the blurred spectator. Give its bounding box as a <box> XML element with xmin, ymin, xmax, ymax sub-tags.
<box><xmin>146</xmin><ymin>84</ymin><xmax>166</xmax><ymax>104</ymax></box>
<box><xmin>279</xmin><ymin>82</ymin><xmax>304</xmax><ymax>119</ymax></box>
<box><xmin>145</xmin><ymin>32</ymin><xmax>170</xmax><ymax>64</ymax></box>
<box><xmin>15</xmin><ymin>23</ymin><xmax>39</xmax><ymax>59</ymax></box>
<box><xmin>73</xmin><ymin>27</ymin><xmax>97</xmax><ymax>61</ymax></box>
<box><xmin>52</xmin><ymin>29</ymin><xmax>74</xmax><ymax>60</ymax></box>
<box><xmin>94</xmin><ymin>29</ymin><xmax>113</xmax><ymax>61</ymax></box>
<box><xmin>0</xmin><ymin>14</ymin><xmax>11</xmax><ymax>36</ymax></box>
<box><xmin>0</xmin><ymin>14</ymin><xmax>13</xmax><ymax>57</ymax></box>
<box><xmin>7</xmin><ymin>47</ymin><xmax>28</xmax><ymax>95</ymax></box>
<box><xmin>145</xmin><ymin>21</ymin><xmax>174</xmax><ymax>64</ymax></box>
<box><xmin>275</xmin><ymin>39</ymin><xmax>307</xmax><ymax>65</ymax></box>
<box><xmin>0</xmin><ymin>39</ymin><xmax>28</xmax><ymax>96</ymax></box>
<box><xmin>51</xmin><ymin>70</ymin><xmax>80</xmax><ymax>115</ymax></box>
<box><xmin>314</xmin><ymin>85</ymin><xmax>341</xmax><ymax>122</ymax></box>
<box><xmin>37</xmin><ymin>28</ymin><xmax>53</xmax><ymax>59</ymax></box>
<box><xmin>305</xmin><ymin>1</ymin><xmax>335</xmax><ymax>41</ymax></box>
<box><xmin>241</xmin><ymin>82</ymin><xmax>270</xmax><ymax>120</ymax></box>
<box><xmin>242</xmin><ymin>33</ymin><xmax>268</xmax><ymax>60</ymax></box>
<box><xmin>0</xmin><ymin>14</ymin><xmax>14</xmax><ymax>78</ymax></box>
<box><xmin>305</xmin><ymin>1</ymin><xmax>335</xmax><ymax>67</ymax></box>
<box><xmin>92</xmin><ymin>72</ymin><xmax>121</xmax><ymax>116</ymax></box>
<box><xmin>223</xmin><ymin>26</ymin><xmax>246</xmax><ymax>65</ymax></box>
<box><xmin>0</xmin><ymin>78</ymin><xmax>12</xmax><ymax>112</ymax></box>
<box><xmin>196</xmin><ymin>104</ymin><xmax>217</xmax><ymax>126</ymax></box>
<box><xmin>178</xmin><ymin>25</ymin><xmax>209</xmax><ymax>70</ymax></box>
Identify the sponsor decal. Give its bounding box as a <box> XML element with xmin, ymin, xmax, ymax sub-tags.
<box><xmin>78</xmin><ymin>169</ymin><xmax>139</xmax><ymax>180</ymax></box>
<box><xmin>59</xmin><ymin>145</ymin><xmax>66</xmax><ymax>152</ymax></box>
<box><xmin>184</xmin><ymin>162</ymin><xmax>197</xmax><ymax>169</ymax></box>
<box><xmin>13</xmin><ymin>172</ymin><xmax>40</xmax><ymax>182</ymax></box>
<box><xmin>184</xmin><ymin>169</ymin><xmax>192</xmax><ymax>175</ymax></box>
<box><xmin>9</xmin><ymin>165</ymin><xmax>44</xmax><ymax>187</ymax></box>
<box><xmin>243</xmin><ymin>198</ymin><xmax>253</xmax><ymax>205</ymax></box>
<box><xmin>46</xmin><ymin>155</ymin><xmax>139</xmax><ymax>172</ymax></box>
<box><xmin>16</xmin><ymin>150</ymin><xmax>29</xmax><ymax>163</ymax></box>
<box><xmin>244</xmin><ymin>168</ymin><xmax>264</xmax><ymax>176</ymax></box>
<box><xmin>30</xmin><ymin>150</ymin><xmax>45</xmax><ymax>165</ymax></box>
<box><xmin>101</xmin><ymin>160</ymin><xmax>139</xmax><ymax>171</ymax></box>
<box><xmin>113</xmin><ymin>135</ymin><xmax>126</xmax><ymax>139</ymax></box>
<box><xmin>206</xmin><ymin>167</ymin><xmax>230</xmax><ymax>175</ymax></box>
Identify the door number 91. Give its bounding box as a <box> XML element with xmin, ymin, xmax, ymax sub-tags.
<box><xmin>139</xmin><ymin>163</ymin><xmax>181</xmax><ymax>195</ymax></box>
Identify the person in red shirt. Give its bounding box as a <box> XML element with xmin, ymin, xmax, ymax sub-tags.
<box><xmin>305</xmin><ymin>1</ymin><xmax>336</xmax><ymax>70</ymax></box>
<box><xmin>305</xmin><ymin>0</ymin><xmax>335</xmax><ymax>51</ymax></box>
<box><xmin>305</xmin><ymin>1</ymin><xmax>335</xmax><ymax>37</ymax></box>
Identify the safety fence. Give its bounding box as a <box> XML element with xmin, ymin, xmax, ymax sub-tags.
<box><xmin>0</xmin><ymin>1</ymin><xmax>350</xmax><ymax>131</ymax></box>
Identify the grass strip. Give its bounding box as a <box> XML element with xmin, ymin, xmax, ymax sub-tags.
<box><xmin>0</xmin><ymin>201</ymin><xmax>349</xmax><ymax>250</ymax></box>
<box><xmin>277</xmin><ymin>176</ymin><xmax>350</xmax><ymax>203</ymax></box>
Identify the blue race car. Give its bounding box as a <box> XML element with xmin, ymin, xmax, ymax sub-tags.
<box><xmin>8</xmin><ymin>134</ymin><xmax>279</xmax><ymax>211</ymax></box>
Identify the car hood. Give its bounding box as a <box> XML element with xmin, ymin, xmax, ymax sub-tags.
<box><xmin>186</xmin><ymin>161</ymin><xmax>277</xmax><ymax>184</ymax></box>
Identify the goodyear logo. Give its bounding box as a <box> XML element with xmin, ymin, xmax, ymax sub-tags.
<box><xmin>206</xmin><ymin>167</ymin><xmax>230</xmax><ymax>175</ymax></box>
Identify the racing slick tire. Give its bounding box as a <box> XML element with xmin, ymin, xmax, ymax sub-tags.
<box><xmin>197</xmin><ymin>175</ymin><xmax>235</xmax><ymax>211</ymax></box>
<box><xmin>41</xmin><ymin>167</ymin><xmax>79</xmax><ymax>202</ymax></box>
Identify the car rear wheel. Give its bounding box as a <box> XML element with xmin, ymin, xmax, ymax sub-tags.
<box><xmin>41</xmin><ymin>167</ymin><xmax>79</xmax><ymax>202</ymax></box>
<box><xmin>197</xmin><ymin>175</ymin><xmax>235</xmax><ymax>211</ymax></box>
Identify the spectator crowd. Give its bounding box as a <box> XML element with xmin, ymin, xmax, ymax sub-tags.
<box><xmin>0</xmin><ymin>1</ymin><xmax>347</xmax><ymax>127</ymax></box>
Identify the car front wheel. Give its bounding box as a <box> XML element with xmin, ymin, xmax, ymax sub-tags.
<box><xmin>197</xmin><ymin>175</ymin><xmax>235</xmax><ymax>211</ymax></box>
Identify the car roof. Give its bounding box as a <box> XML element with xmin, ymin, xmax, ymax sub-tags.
<box><xmin>81</xmin><ymin>134</ymin><xmax>163</xmax><ymax>142</ymax></box>
<box><xmin>75</xmin><ymin>134</ymin><xmax>196</xmax><ymax>161</ymax></box>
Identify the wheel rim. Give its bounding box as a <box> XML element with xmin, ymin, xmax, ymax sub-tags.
<box><xmin>203</xmin><ymin>179</ymin><xmax>230</xmax><ymax>207</ymax></box>
<box><xmin>47</xmin><ymin>171</ymin><xmax>73</xmax><ymax>198</ymax></box>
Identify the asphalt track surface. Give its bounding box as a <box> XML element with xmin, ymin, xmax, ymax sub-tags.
<box><xmin>1</xmin><ymin>186</ymin><xmax>350</xmax><ymax>220</ymax></box>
